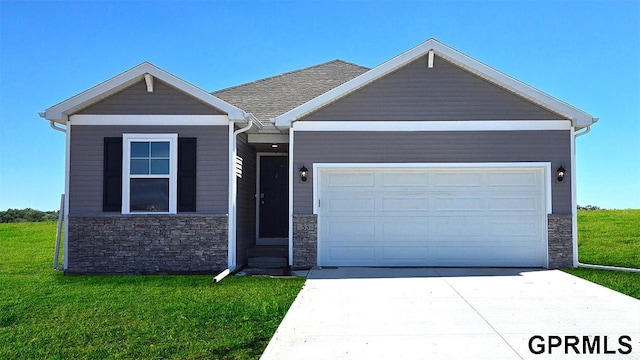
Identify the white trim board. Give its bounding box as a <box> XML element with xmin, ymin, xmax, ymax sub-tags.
<box><xmin>312</xmin><ymin>162</ymin><xmax>553</xmax><ymax>215</ymax></box>
<box><xmin>293</xmin><ymin>120</ymin><xmax>571</xmax><ymax>132</ymax></box>
<box><xmin>69</xmin><ymin>114</ymin><xmax>230</xmax><ymax>126</ymax></box>
<box><xmin>288</xmin><ymin>128</ymin><xmax>295</xmax><ymax>265</ymax></box>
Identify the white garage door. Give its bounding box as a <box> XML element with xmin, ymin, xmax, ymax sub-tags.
<box><xmin>317</xmin><ymin>166</ymin><xmax>548</xmax><ymax>267</ymax></box>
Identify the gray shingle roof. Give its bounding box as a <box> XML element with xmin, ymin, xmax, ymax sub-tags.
<box><xmin>212</xmin><ymin>60</ymin><xmax>369</xmax><ymax>126</ymax></box>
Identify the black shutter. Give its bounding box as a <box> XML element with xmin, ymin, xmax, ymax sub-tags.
<box><xmin>103</xmin><ymin>137</ymin><xmax>122</xmax><ymax>212</ymax></box>
<box><xmin>178</xmin><ymin>138</ymin><xmax>197</xmax><ymax>212</ymax></box>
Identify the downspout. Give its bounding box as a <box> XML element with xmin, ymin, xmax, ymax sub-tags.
<box><xmin>217</xmin><ymin>114</ymin><xmax>255</xmax><ymax>283</ymax></box>
<box><xmin>573</xmin><ymin>125</ymin><xmax>639</xmax><ymax>273</ymax></box>
<box><xmin>41</xmin><ymin>113</ymin><xmax>70</xmax><ymax>271</ymax></box>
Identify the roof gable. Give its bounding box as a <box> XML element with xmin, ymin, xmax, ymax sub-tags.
<box><xmin>275</xmin><ymin>39</ymin><xmax>597</xmax><ymax>128</ymax></box>
<box><xmin>213</xmin><ymin>60</ymin><xmax>369</xmax><ymax>126</ymax></box>
<box><xmin>302</xmin><ymin>54</ymin><xmax>566</xmax><ymax>122</ymax></box>
<box><xmin>78</xmin><ymin>78</ymin><xmax>226</xmax><ymax>116</ymax></box>
<box><xmin>41</xmin><ymin>62</ymin><xmax>247</xmax><ymax>123</ymax></box>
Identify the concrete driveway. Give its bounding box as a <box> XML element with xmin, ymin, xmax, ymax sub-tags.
<box><xmin>261</xmin><ymin>268</ymin><xmax>640</xmax><ymax>360</ymax></box>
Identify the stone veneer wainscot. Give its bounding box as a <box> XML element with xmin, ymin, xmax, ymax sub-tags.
<box><xmin>66</xmin><ymin>214</ymin><xmax>228</xmax><ymax>274</ymax></box>
<box><xmin>547</xmin><ymin>214</ymin><xmax>574</xmax><ymax>269</ymax></box>
<box><xmin>292</xmin><ymin>214</ymin><xmax>317</xmax><ymax>269</ymax></box>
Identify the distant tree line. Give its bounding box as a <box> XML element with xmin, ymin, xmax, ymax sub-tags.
<box><xmin>577</xmin><ymin>205</ymin><xmax>601</xmax><ymax>210</ymax></box>
<box><xmin>0</xmin><ymin>208</ymin><xmax>59</xmax><ymax>223</ymax></box>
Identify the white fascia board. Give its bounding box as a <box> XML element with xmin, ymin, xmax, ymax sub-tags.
<box><xmin>247</xmin><ymin>134</ymin><xmax>290</xmax><ymax>143</ymax></box>
<box><xmin>42</xmin><ymin>62</ymin><xmax>248</xmax><ymax>122</ymax></box>
<box><xmin>275</xmin><ymin>39</ymin><xmax>596</xmax><ymax>128</ymax></box>
<box><xmin>294</xmin><ymin>120</ymin><xmax>572</xmax><ymax>132</ymax></box>
<box><xmin>69</xmin><ymin>114</ymin><xmax>230</xmax><ymax>126</ymax></box>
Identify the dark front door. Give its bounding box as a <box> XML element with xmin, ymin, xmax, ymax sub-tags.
<box><xmin>259</xmin><ymin>156</ymin><xmax>288</xmax><ymax>238</ymax></box>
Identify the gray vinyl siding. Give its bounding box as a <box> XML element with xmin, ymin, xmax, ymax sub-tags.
<box><xmin>78</xmin><ymin>80</ymin><xmax>226</xmax><ymax>115</ymax></box>
<box><xmin>69</xmin><ymin>125</ymin><xmax>229</xmax><ymax>215</ymax></box>
<box><xmin>236</xmin><ymin>132</ymin><xmax>257</xmax><ymax>266</ymax></box>
<box><xmin>293</xmin><ymin>130</ymin><xmax>571</xmax><ymax>214</ymax></box>
<box><xmin>301</xmin><ymin>55</ymin><xmax>566</xmax><ymax>121</ymax></box>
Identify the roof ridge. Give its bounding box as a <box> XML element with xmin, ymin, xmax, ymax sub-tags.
<box><xmin>212</xmin><ymin>59</ymin><xmax>369</xmax><ymax>94</ymax></box>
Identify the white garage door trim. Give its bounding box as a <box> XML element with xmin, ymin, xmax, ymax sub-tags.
<box><xmin>313</xmin><ymin>162</ymin><xmax>552</xmax><ymax>267</ymax></box>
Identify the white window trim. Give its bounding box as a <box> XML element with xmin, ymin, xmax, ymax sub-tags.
<box><xmin>122</xmin><ymin>133</ymin><xmax>178</xmax><ymax>214</ymax></box>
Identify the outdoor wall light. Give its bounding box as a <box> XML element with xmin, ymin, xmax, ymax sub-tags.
<box><xmin>299</xmin><ymin>165</ymin><xmax>308</xmax><ymax>182</ymax></box>
<box><xmin>556</xmin><ymin>166</ymin><xmax>566</xmax><ymax>182</ymax></box>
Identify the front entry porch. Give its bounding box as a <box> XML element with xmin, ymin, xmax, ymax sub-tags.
<box><xmin>235</xmin><ymin>136</ymin><xmax>290</xmax><ymax>274</ymax></box>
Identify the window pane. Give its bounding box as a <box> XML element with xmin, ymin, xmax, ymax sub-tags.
<box><xmin>130</xmin><ymin>179</ymin><xmax>169</xmax><ymax>212</ymax></box>
<box><xmin>151</xmin><ymin>142</ymin><xmax>170</xmax><ymax>157</ymax></box>
<box><xmin>131</xmin><ymin>142</ymin><xmax>149</xmax><ymax>157</ymax></box>
<box><xmin>130</xmin><ymin>159</ymin><xmax>150</xmax><ymax>174</ymax></box>
<box><xmin>150</xmin><ymin>159</ymin><xmax>170</xmax><ymax>174</ymax></box>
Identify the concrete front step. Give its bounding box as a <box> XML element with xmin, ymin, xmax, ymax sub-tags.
<box><xmin>239</xmin><ymin>268</ymin><xmax>289</xmax><ymax>276</ymax></box>
<box><xmin>248</xmin><ymin>256</ymin><xmax>288</xmax><ymax>269</ymax></box>
<box><xmin>246</xmin><ymin>245</ymin><xmax>288</xmax><ymax>258</ymax></box>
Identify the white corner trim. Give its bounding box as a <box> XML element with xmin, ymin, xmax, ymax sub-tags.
<box><xmin>294</xmin><ymin>120</ymin><xmax>571</xmax><ymax>132</ymax></box>
<box><xmin>69</xmin><ymin>114</ymin><xmax>230</xmax><ymax>126</ymax></box>
<box><xmin>248</xmin><ymin>134</ymin><xmax>290</xmax><ymax>143</ymax></box>
<box><xmin>274</xmin><ymin>39</ymin><xmax>596</xmax><ymax>127</ymax></box>
<box><xmin>63</xmin><ymin>120</ymin><xmax>71</xmax><ymax>270</ymax></box>
<box><xmin>288</xmin><ymin>128</ymin><xmax>295</xmax><ymax>266</ymax></box>
<box><xmin>312</xmin><ymin>162</ymin><xmax>552</xmax><ymax>215</ymax></box>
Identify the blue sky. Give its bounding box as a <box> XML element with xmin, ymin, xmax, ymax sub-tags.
<box><xmin>1</xmin><ymin>0</ymin><xmax>638</xmax><ymax>210</ymax></box>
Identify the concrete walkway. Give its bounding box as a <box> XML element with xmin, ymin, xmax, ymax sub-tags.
<box><xmin>261</xmin><ymin>268</ymin><xmax>640</xmax><ymax>359</ymax></box>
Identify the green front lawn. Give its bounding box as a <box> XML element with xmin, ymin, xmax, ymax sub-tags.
<box><xmin>564</xmin><ymin>209</ymin><xmax>640</xmax><ymax>299</ymax></box>
<box><xmin>0</xmin><ymin>222</ymin><xmax>305</xmax><ymax>359</ymax></box>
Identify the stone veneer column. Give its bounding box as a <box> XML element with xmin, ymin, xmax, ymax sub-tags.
<box><xmin>66</xmin><ymin>214</ymin><xmax>228</xmax><ymax>274</ymax></box>
<box><xmin>292</xmin><ymin>214</ymin><xmax>318</xmax><ymax>269</ymax></box>
<box><xmin>547</xmin><ymin>214</ymin><xmax>574</xmax><ymax>268</ymax></box>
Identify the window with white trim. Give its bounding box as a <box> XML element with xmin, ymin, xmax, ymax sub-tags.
<box><xmin>122</xmin><ymin>134</ymin><xmax>178</xmax><ymax>214</ymax></box>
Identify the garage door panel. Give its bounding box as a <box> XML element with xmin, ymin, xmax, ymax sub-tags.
<box><xmin>325</xmin><ymin>172</ymin><xmax>375</xmax><ymax>187</ymax></box>
<box><xmin>488</xmin><ymin>196</ymin><xmax>540</xmax><ymax>212</ymax></box>
<box><xmin>380</xmin><ymin>172</ymin><xmax>428</xmax><ymax>187</ymax></box>
<box><xmin>489</xmin><ymin>220</ymin><xmax>540</xmax><ymax>237</ymax></box>
<box><xmin>380</xmin><ymin>246</ymin><xmax>429</xmax><ymax>261</ymax></box>
<box><xmin>324</xmin><ymin>219</ymin><xmax>375</xmax><ymax>239</ymax></box>
<box><xmin>325</xmin><ymin>197</ymin><xmax>375</xmax><ymax>212</ymax></box>
<box><xmin>381</xmin><ymin>197</ymin><xmax>429</xmax><ymax>212</ymax></box>
<box><xmin>381</xmin><ymin>220</ymin><xmax>429</xmax><ymax>237</ymax></box>
<box><xmin>432</xmin><ymin>172</ymin><xmax>483</xmax><ymax>187</ymax></box>
<box><xmin>318</xmin><ymin>167</ymin><xmax>547</xmax><ymax>267</ymax></box>
<box><xmin>487</xmin><ymin>172</ymin><xmax>539</xmax><ymax>187</ymax></box>
<box><xmin>432</xmin><ymin>197</ymin><xmax>484</xmax><ymax>212</ymax></box>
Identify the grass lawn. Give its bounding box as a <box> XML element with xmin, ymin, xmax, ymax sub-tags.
<box><xmin>564</xmin><ymin>209</ymin><xmax>640</xmax><ymax>299</ymax></box>
<box><xmin>0</xmin><ymin>222</ymin><xmax>305</xmax><ymax>360</ymax></box>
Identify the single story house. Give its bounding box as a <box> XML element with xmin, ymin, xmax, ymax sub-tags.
<box><xmin>41</xmin><ymin>39</ymin><xmax>597</xmax><ymax>274</ymax></box>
